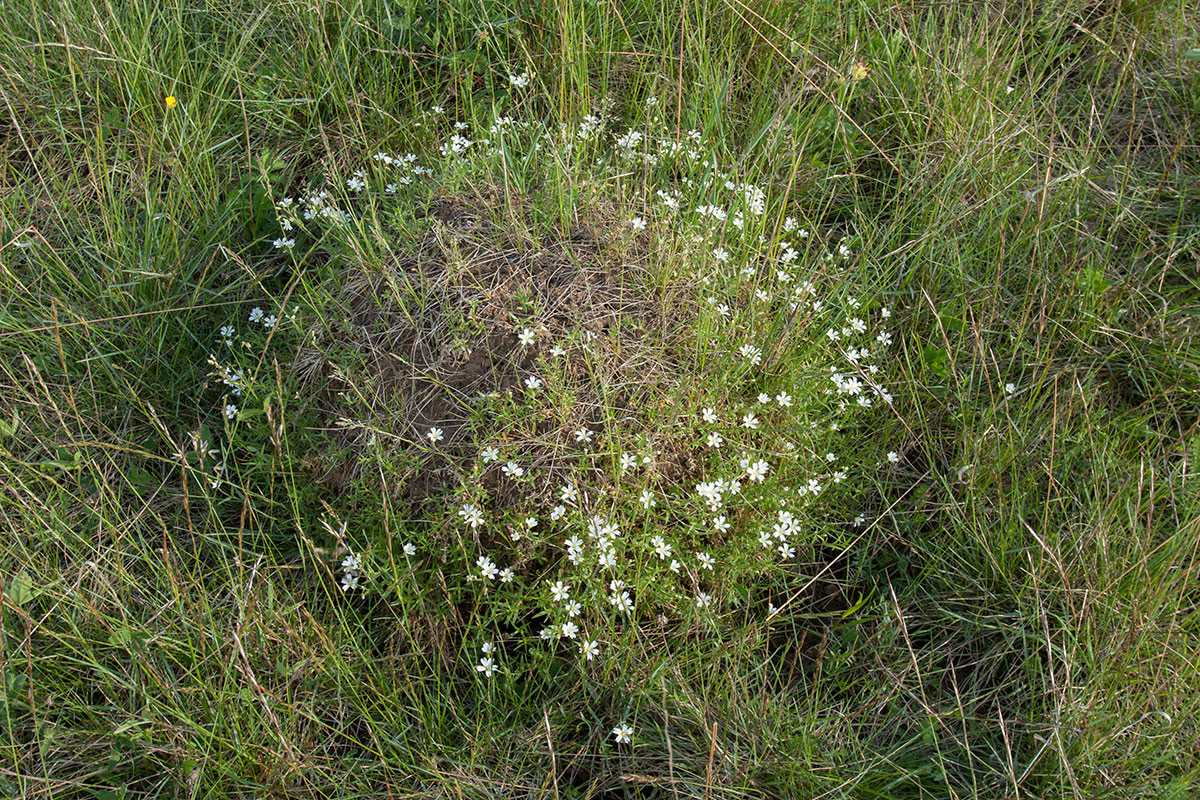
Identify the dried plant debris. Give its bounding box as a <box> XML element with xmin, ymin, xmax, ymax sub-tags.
<box><xmin>299</xmin><ymin>190</ymin><xmax>696</xmax><ymax>513</ymax></box>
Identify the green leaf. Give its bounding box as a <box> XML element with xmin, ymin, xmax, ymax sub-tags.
<box><xmin>0</xmin><ymin>409</ymin><xmax>16</xmax><ymax>437</ymax></box>
<box><xmin>5</xmin><ymin>573</ymin><xmax>34</xmax><ymax>607</ymax></box>
<box><xmin>922</xmin><ymin>345</ymin><xmax>949</xmax><ymax>378</ymax></box>
<box><xmin>1075</xmin><ymin>266</ymin><xmax>1113</xmax><ymax>296</ymax></box>
<box><xmin>1184</xmin><ymin>49</ymin><xmax>1200</xmax><ymax>60</ymax></box>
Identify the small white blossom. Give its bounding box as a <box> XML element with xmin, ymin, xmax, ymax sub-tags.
<box><xmin>476</xmin><ymin>556</ymin><xmax>499</xmax><ymax>580</ymax></box>
<box><xmin>459</xmin><ymin>503</ymin><xmax>485</xmax><ymax>529</ymax></box>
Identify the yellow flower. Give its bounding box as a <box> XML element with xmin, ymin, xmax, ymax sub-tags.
<box><xmin>165</xmin><ymin>95</ymin><xmax>178</xmax><ymax>108</ymax></box>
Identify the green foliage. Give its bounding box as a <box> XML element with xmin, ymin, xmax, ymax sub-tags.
<box><xmin>1</xmin><ymin>0</ymin><xmax>1198</xmax><ymax>797</ymax></box>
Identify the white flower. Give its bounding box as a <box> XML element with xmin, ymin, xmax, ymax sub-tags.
<box><xmin>611</xmin><ymin>591</ymin><xmax>634</xmax><ymax>614</ymax></box>
<box><xmin>778</xmin><ymin>543</ymin><xmax>796</xmax><ymax>559</ymax></box>
<box><xmin>476</xmin><ymin>656</ymin><xmax>497</xmax><ymax>677</ymax></box>
<box><xmin>712</xmin><ymin>516</ymin><xmax>730</xmax><ymax>533</ymax></box>
<box><xmin>550</xmin><ymin>343</ymin><xmax>565</xmax><ymax>357</ymax></box>
<box><xmin>775</xmin><ymin>392</ymin><xmax>792</xmax><ymax>407</ymax></box>
<box><xmin>612</xmin><ymin>724</ymin><xmax>633</xmax><ymax>744</ymax></box>
<box><xmin>481</xmin><ymin>446</ymin><xmax>500</xmax><ymax>463</ymax></box>
<box><xmin>697</xmin><ymin>552</ymin><xmax>715</xmax><ymax>570</ymax></box>
<box><xmin>551</xmin><ymin>505</ymin><xmax>567</xmax><ymax>521</ymax></box>
<box><xmin>459</xmin><ymin>503</ymin><xmax>485</xmax><ymax>529</ymax></box>
<box><xmin>524</xmin><ymin>375</ymin><xmax>544</xmax><ymax>390</ymax></box>
<box><xmin>272</xmin><ymin>238</ymin><xmax>295</xmax><ymax>249</ymax></box>
<box><xmin>517</xmin><ymin>327</ymin><xmax>536</xmax><ymax>347</ymax></box>
<box><xmin>619</xmin><ymin>452</ymin><xmax>638</xmax><ymax>474</ymax></box>
<box><xmin>757</xmin><ymin>393</ymin><xmax>771</xmax><ymax>404</ymax></box>
<box><xmin>630</xmin><ymin>216</ymin><xmax>647</xmax><ymax>231</ymax></box>
<box><xmin>249</xmin><ymin>307</ymin><xmax>264</xmax><ymax>323</ymax></box>
<box><xmin>508</xmin><ymin>71</ymin><xmax>531</xmax><ymax>88</ymax></box>
<box><xmin>651</xmin><ymin>535</ymin><xmax>672</xmax><ymax>560</ymax></box>
<box><xmin>706</xmin><ymin>432</ymin><xmax>724</xmax><ymax>449</ymax></box>
<box><xmin>560</xmin><ymin>484</ymin><xmax>578</xmax><ymax>503</ymax></box>
<box><xmin>581</xmin><ymin>640</ymin><xmax>600</xmax><ymax>661</ymax></box>
<box><xmin>887</xmin><ymin>451</ymin><xmax>900</xmax><ymax>464</ymax></box>
<box><xmin>702</xmin><ymin>407</ymin><xmax>718</xmax><ymax>424</ymax></box>
<box><xmin>560</xmin><ymin>621</ymin><xmax>579</xmax><ymax>639</ymax></box>
<box><xmin>499</xmin><ymin>568</ymin><xmax>514</xmax><ymax>583</ymax></box>
<box><xmin>403</xmin><ymin>543</ymin><xmax>417</xmax><ymax>556</ymax></box>
<box><xmin>223</xmin><ymin>403</ymin><xmax>238</xmax><ymax>420</ymax></box>
<box><xmin>340</xmin><ymin>572</ymin><xmax>360</xmax><ymax>591</ymax></box>
<box><xmin>549</xmin><ymin>580</ymin><xmax>570</xmax><ymax>602</ymax></box>
<box><xmin>739</xmin><ymin>344</ymin><xmax>763</xmax><ymax>365</ymax></box>
<box><xmin>476</xmin><ymin>556</ymin><xmax>499</xmax><ymax>580</ymax></box>
<box><xmin>427</xmin><ymin>427</ymin><xmax>444</xmax><ymax>444</ymax></box>
<box><xmin>524</xmin><ymin>516</ymin><xmax>538</xmax><ymax>529</ymax></box>
<box><xmin>501</xmin><ymin>461</ymin><xmax>525</xmax><ymax>479</ymax></box>
<box><xmin>746</xmin><ymin>460</ymin><xmax>769</xmax><ymax>482</ymax></box>
<box><xmin>742</xmin><ymin>413</ymin><xmax>759</xmax><ymax>429</ymax></box>
<box><xmin>696</xmin><ymin>593</ymin><xmax>712</xmax><ymax>608</ymax></box>
<box><xmin>565</xmin><ymin>600</ymin><xmax>582</xmax><ymax>617</ymax></box>
<box><xmin>1005</xmin><ymin>382</ymin><xmax>1016</xmax><ymax>395</ymax></box>
<box><xmin>575</xmin><ymin>427</ymin><xmax>593</xmax><ymax>444</ymax></box>
<box><xmin>640</xmin><ymin>490</ymin><xmax>656</xmax><ymax>510</ymax></box>
<box><xmin>481</xmin><ymin>641</ymin><xmax>494</xmax><ymax>654</ymax></box>
<box><xmin>712</xmin><ymin>248</ymin><xmax>730</xmax><ymax>262</ymax></box>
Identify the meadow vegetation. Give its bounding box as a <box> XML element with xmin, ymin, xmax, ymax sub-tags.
<box><xmin>1</xmin><ymin>0</ymin><xmax>1199</xmax><ymax>797</ymax></box>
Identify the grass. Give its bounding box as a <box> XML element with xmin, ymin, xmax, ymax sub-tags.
<box><xmin>2</xmin><ymin>0</ymin><xmax>1199</xmax><ymax>797</ymax></box>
